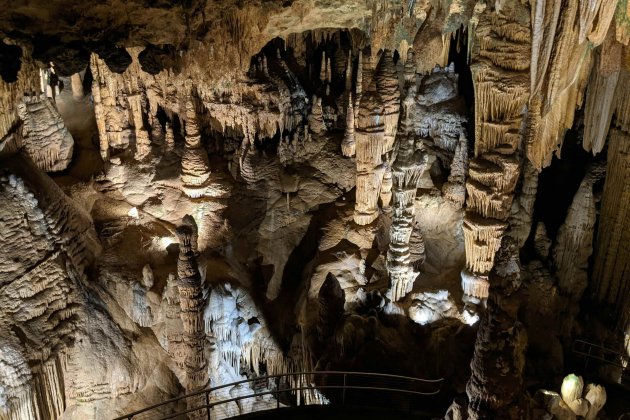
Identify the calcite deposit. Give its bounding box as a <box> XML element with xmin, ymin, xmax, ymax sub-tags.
<box><xmin>1</xmin><ymin>0</ymin><xmax>629</xmax><ymax>419</ymax></box>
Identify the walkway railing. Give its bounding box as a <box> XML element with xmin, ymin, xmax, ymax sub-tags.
<box><xmin>113</xmin><ymin>371</ymin><xmax>444</xmax><ymax>420</ymax></box>
<box><xmin>572</xmin><ymin>339</ymin><xmax>628</xmax><ymax>369</ymax></box>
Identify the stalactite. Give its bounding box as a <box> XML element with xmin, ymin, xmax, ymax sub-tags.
<box><xmin>128</xmin><ymin>95</ymin><xmax>151</xmax><ymax>160</ymax></box>
<box><xmin>527</xmin><ymin>0</ymin><xmax>616</xmax><ymax>169</ymax></box>
<box><xmin>462</xmin><ymin>214</ymin><xmax>508</xmax><ymax>276</ymax></box>
<box><xmin>16</xmin><ymin>95</ymin><xmax>74</xmax><ymax>172</ymax></box>
<box><xmin>355</xmin><ymin>50</ymin><xmax>363</xmax><ymax>114</ymax></box>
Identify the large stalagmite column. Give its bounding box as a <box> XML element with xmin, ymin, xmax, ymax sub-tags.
<box><xmin>374</xmin><ymin>50</ymin><xmax>400</xmax><ymax>153</ymax></box>
<box><xmin>387</xmin><ymin>133</ymin><xmax>429</xmax><ymax>301</ymax></box>
<box><xmin>352</xmin><ymin>50</ymin><xmax>401</xmax><ymax>226</ymax></box>
<box><xmin>353</xmin><ymin>85</ymin><xmax>385</xmax><ymax>225</ymax></box>
<box><xmin>464</xmin><ymin>237</ymin><xmax>529</xmax><ymax>419</ymax></box>
<box><xmin>181</xmin><ymin>98</ymin><xmax>211</xmax><ymax>197</ymax></box>
<box><xmin>461</xmin><ymin>1</ymin><xmax>530</xmax><ymax>302</ymax></box>
<box><xmin>176</xmin><ymin>218</ymin><xmax>208</xmax><ymax>391</ymax></box>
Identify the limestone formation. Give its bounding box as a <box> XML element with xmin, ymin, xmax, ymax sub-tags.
<box><xmin>462</xmin><ymin>0</ymin><xmax>530</xmax><ymax>301</ymax></box>
<box><xmin>0</xmin><ymin>2</ymin><xmax>628</xmax><ymax>419</ymax></box>
<box><xmin>17</xmin><ymin>95</ymin><xmax>74</xmax><ymax>172</ymax></box>
<box><xmin>176</xmin><ymin>219</ymin><xmax>208</xmax><ymax>391</ymax></box>
<box><xmin>181</xmin><ymin>98</ymin><xmax>211</xmax><ymax>197</ymax></box>
<box><xmin>465</xmin><ymin>237</ymin><xmax>528</xmax><ymax>419</ymax></box>
<box><xmin>341</xmin><ymin>94</ymin><xmax>355</xmax><ymax>157</ymax></box>
<box><xmin>387</xmin><ymin>133</ymin><xmax>429</xmax><ymax>301</ymax></box>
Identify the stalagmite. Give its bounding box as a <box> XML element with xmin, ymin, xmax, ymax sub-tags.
<box><xmin>317</xmin><ymin>273</ymin><xmax>345</xmax><ymax>338</ymax></box>
<box><xmin>341</xmin><ymin>94</ymin><xmax>356</xmax><ymax>157</ymax></box>
<box><xmin>308</xmin><ymin>95</ymin><xmax>325</xmax><ymax>136</ymax></box>
<box><xmin>165</xmin><ymin>121</ymin><xmax>175</xmax><ymax>150</ymax></box>
<box><xmin>404</xmin><ymin>50</ymin><xmax>416</xmax><ymax>87</ymax></box>
<box><xmin>508</xmin><ymin>160</ymin><xmax>538</xmax><ymax>248</ymax></box>
<box><xmin>462</xmin><ymin>0</ymin><xmax>530</xmax><ymax>299</ymax></box>
<box><xmin>176</xmin><ymin>218</ymin><xmax>208</xmax><ymax>391</ymax></box>
<box><xmin>443</xmin><ymin>133</ymin><xmax>468</xmax><ymax>208</ymax></box>
<box><xmin>387</xmin><ymin>133</ymin><xmax>429</xmax><ymax>301</ymax></box>
<box><xmin>465</xmin><ymin>237</ymin><xmax>528</xmax><ymax>419</ymax></box>
<box><xmin>181</xmin><ymin>98</ymin><xmax>211</xmax><ymax>197</ymax></box>
<box><xmin>374</xmin><ymin>50</ymin><xmax>400</xmax><ymax>153</ymax></box>
<box><xmin>353</xmin><ymin>81</ymin><xmax>385</xmax><ymax>225</ymax></box>
<box><xmin>552</xmin><ymin>163</ymin><xmax>605</xmax><ymax>297</ymax></box>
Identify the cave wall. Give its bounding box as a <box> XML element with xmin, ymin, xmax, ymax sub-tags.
<box><xmin>1</xmin><ymin>0</ymin><xmax>630</xmax><ymax>419</ymax></box>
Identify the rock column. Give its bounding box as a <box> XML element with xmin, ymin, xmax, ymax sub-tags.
<box><xmin>176</xmin><ymin>219</ymin><xmax>208</xmax><ymax>391</ymax></box>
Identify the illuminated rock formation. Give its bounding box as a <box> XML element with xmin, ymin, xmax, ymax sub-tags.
<box><xmin>181</xmin><ymin>98</ymin><xmax>211</xmax><ymax>198</ymax></box>
<box><xmin>462</xmin><ymin>1</ymin><xmax>530</xmax><ymax>301</ymax></box>
<box><xmin>0</xmin><ymin>2</ymin><xmax>629</xmax><ymax>419</ymax></box>
<box><xmin>17</xmin><ymin>95</ymin><xmax>74</xmax><ymax>172</ymax></box>
<box><xmin>526</xmin><ymin>0</ymin><xmax>616</xmax><ymax>169</ymax></box>
<box><xmin>176</xmin><ymin>219</ymin><xmax>208</xmax><ymax>391</ymax></box>
<box><xmin>128</xmin><ymin>94</ymin><xmax>151</xmax><ymax>160</ymax></box>
<box><xmin>353</xmin><ymin>81</ymin><xmax>385</xmax><ymax>225</ymax></box>
<box><xmin>374</xmin><ymin>50</ymin><xmax>400</xmax><ymax>152</ymax></box>
<box><xmin>341</xmin><ymin>93</ymin><xmax>355</xmax><ymax>157</ymax></box>
<box><xmin>387</xmin><ymin>133</ymin><xmax>429</xmax><ymax>301</ymax></box>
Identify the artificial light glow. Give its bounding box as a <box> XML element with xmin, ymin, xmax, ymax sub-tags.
<box><xmin>160</xmin><ymin>237</ymin><xmax>175</xmax><ymax>249</ymax></box>
<box><xmin>462</xmin><ymin>310</ymin><xmax>479</xmax><ymax>326</ymax></box>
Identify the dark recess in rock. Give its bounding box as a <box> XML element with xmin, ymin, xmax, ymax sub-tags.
<box><xmin>138</xmin><ymin>44</ymin><xmax>179</xmax><ymax>75</ymax></box>
<box><xmin>93</xmin><ymin>45</ymin><xmax>133</xmax><ymax>73</ymax></box>
<box><xmin>0</xmin><ymin>41</ymin><xmax>22</xmax><ymax>82</ymax></box>
<box><xmin>33</xmin><ymin>38</ymin><xmax>89</xmax><ymax>76</ymax></box>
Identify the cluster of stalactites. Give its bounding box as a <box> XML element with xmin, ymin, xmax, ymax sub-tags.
<box><xmin>176</xmin><ymin>217</ymin><xmax>208</xmax><ymax>391</ymax></box>
<box><xmin>526</xmin><ymin>0</ymin><xmax>618</xmax><ymax>170</ymax></box>
<box><xmin>181</xmin><ymin>98</ymin><xmax>211</xmax><ymax>197</ymax></box>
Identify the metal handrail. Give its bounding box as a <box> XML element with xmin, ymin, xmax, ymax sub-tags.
<box><xmin>573</xmin><ymin>339</ymin><xmax>629</xmax><ymax>369</ymax></box>
<box><xmin>113</xmin><ymin>371</ymin><xmax>444</xmax><ymax>420</ymax></box>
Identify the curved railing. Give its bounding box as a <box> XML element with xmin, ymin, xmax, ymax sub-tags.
<box><xmin>113</xmin><ymin>371</ymin><xmax>444</xmax><ymax>420</ymax></box>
